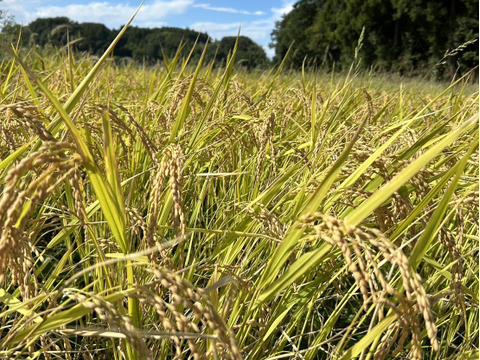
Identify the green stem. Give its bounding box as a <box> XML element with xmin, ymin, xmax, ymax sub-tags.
<box><xmin>126</xmin><ymin>261</ymin><xmax>140</xmax><ymax>360</ymax></box>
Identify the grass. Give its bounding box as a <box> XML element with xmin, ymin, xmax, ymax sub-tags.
<box><xmin>0</xmin><ymin>25</ymin><xmax>478</xmax><ymax>360</ymax></box>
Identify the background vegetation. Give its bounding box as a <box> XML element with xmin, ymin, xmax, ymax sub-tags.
<box><xmin>271</xmin><ymin>0</ymin><xmax>479</xmax><ymax>78</ymax></box>
<box><xmin>1</xmin><ymin>17</ymin><xmax>268</xmax><ymax>69</ymax></box>
<box><xmin>2</xmin><ymin>0</ymin><xmax>478</xmax><ymax>79</ymax></box>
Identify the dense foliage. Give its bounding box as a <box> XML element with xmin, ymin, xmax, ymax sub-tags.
<box><xmin>271</xmin><ymin>0</ymin><xmax>479</xmax><ymax>78</ymax></box>
<box><xmin>0</xmin><ymin>22</ymin><xmax>478</xmax><ymax>360</ymax></box>
<box><xmin>1</xmin><ymin>17</ymin><xmax>267</xmax><ymax>69</ymax></box>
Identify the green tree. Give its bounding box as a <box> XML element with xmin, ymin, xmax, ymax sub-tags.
<box><xmin>113</xmin><ymin>26</ymin><xmax>210</xmax><ymax>62</ymax></box>
<box><xmin>3</xmin><ymin>16</ymin><xmax>268</xmax><ymax>70</ymax></box>
<box><xmin>77</xmin><ymin>22</ymin><xmax>112</xmax><ymax>54</ymax></box>
<box><xmin>271</xmin><ymin>0</ymin><xmax>479</xmax><ymax>77</ymax></box>
<box><xmin>217</xmin><ymin>36</ymin><xmax>267</xmax><ymax>69</ymax></box>
<box><xmin>0</xmin><ymin>2</ymin><xmax>20</xmax><ymax>43</ymax></box>
<box><xmin>27</xmin><ymin>17</ymin><xmax>80</xmax><ymax>47</ymax></box>
<box><xmin>271</xmin><ymin>0</ymin><xmax>318</xmax><ymax>67</ymax></box>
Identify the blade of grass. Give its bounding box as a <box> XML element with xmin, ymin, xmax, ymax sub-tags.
<box><xmin>344</xmin><ymin>114</ymin><xmax>478</xmax><ymax>226</ymax></box>
<box><xmin>409</xmin><ymin>136</ymin><xmax>478</xmax><ymax>269</ymax></box>
<box><xmin>169</xmin><ymin>39</ymin><xmax>209</xmax><ymax>143</ymax></box>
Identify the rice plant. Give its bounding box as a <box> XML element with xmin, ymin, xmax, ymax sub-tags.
<box><xmin>0</xmin><ymin>16</ymin><xmax>478</xmax><ymax>360</ymax></box>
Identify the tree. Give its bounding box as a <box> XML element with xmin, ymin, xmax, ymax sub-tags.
<box><xmin>112</xmin><ymin>26</ymin><xmax>210</xmax><ymax>61</ymax></box>
<box><xmin>0</xmin><ymin>0</ymin><xmax>12</xmax><ymax>28</ymax></box>
<box><xmin>217</xmin><ymin>36</ymin><xmax>267</xmax><ymax>69</ymax></box>
<box><xmin>77</xmin><ymin>23</ymin><xmax>112</xmax><ymax>54</ymax></box>
<box><xmin>271</xmin><ymin>0</ymin><xmax>318</xmax><ymax>67</ymax></box>
<box><xmin>4</xmin><ymin>16</ymin><xmax>268</xmax><ymax>69</ymax></box>
<box><xmin>271</xmin><ymin>0</ymin><xmax>479</xmax><ymax>77</ymax></box>
<box><xmin>27</xmin><ymin>17</ymin><xmax>79</xmax><ymax>47</ymax></box>
<box><xmin>0</xmin><ymin>1</ymin><xmax>18</xmax><ymax>41</ymax></box>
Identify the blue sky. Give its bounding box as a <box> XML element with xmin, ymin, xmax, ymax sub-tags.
<box><xmin>2</xmin><ymin>0</ymin><xmax>295</xmax><ymax>58</ymax></box>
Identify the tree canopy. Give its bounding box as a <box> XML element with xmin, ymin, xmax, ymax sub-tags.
<box><xmin>271</xmin><ymin>0</ymin><xmax>478</xmax><ymax>78</ymax></box>
<box><xmin>1</xmin><ymin>17</ymin><xmax>268</xmax><ymax>69</ymax></box>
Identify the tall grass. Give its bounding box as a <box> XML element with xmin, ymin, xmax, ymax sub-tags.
<box><xmin>0</xmin><ymin>26</ymin><xmax>478</xmax><ymax>360</ymax></box>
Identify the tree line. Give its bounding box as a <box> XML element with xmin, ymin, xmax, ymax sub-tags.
<box><xmin>271</xmin><ymin>0</ymin><xmax>478</xmax><ymax>78</ymax></box>
<box><xmin>2</xmin><ymin>1</ymin><xmax>478</xmax><ymax>78</ymax></box>
<box><xmin>1</xmin><ymin>17</ymin><xmax>268</xmax><ymax>69</ymax></box>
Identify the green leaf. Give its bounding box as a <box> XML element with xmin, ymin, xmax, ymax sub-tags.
<box><xmin>345</xmin><ymin>114</ymin><xmax>478</xmax><ymax>226</ymax></box>
<box><xmin>338</xmin><ymin>314</ymin><xmax>396</xmax><ymax>360</ymax></box>
<box><xmin>6</xmin><ymin>291</ymin><xmax>132</xmax><ymax>346</ymax></box>
<box><xmin>170</xmin><ymin>39</ymin><xmax>208</xmax><ymax>143</ymax></box>
<box><xmin>256</xmin><ymin>243</ymin><xmax>330</xmax><ymax>305</ymax></box>
<box><xmin>409</xmin><ymin>136</ymin><xmax>479</xmax><ymax>269</ymax></box>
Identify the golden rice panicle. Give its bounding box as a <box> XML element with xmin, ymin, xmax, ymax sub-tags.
<box><xmin>39</xmin><ymin>333</ymin><xmax>64</xmax><ymax>360</ymax></box>
<box><xmin>69</xmin><ymin>166</ymin><xmax>87</xmax><ymax>226</ymax></box>
<box><xmin>127</xmin><ymin>206</ymin><xmax>148</xmax><ymax>244</ymax></box>
<box><xmin>7</xmin><ymin>105</ymin><xmax>56</xmax><ymax>142</ymax></box>
<box><xmin>166</xmin><ymin>76</ymin><xmax>192</xmax><ymax>128</ymax></box>
<box><xmin>442</xmin><ymin>191</ymin><xmax>478</xmax><ymax>322</ymax></box>
<box><xmin>149</xmin><ymin>268</ymin><xmax>242</xmax><ymax>360</ymax></box>
<box><xmin>166</xmin><ymin>145</ymin><xmax>186</xmax><ymax>242</ymax></box>
<box><xmin>300</xmin><ymin>213</ymin><xmax>439</xmax><ymax>356</ymax></box>
<box><xmin>301</xmin><ymin>213</ymin><xmax>372</xmax><ymax>308</ymax></box>
<box><xmin>325</xmin><ymin>217</ymin><xmax>371</xmax><ymax>307</ymax></box>
<box><xmin>369</xmin><ymin>294</ymin><xmax>417</xmax><ymax>360</ymax></box>
<box><xmin>0</xmin><ymin>141</ymin><xmax>82</xmax><ymax>298</ymax></box>
<box><xmin>115</xmin><ymin>103</ymin><xmax>159</xmax><ymax>160</ymax></box>
<box><xmin>241</xmin><ymin>203</ymin><xmax>285</xmax><ymax>239</ymax></box>
<box><xmin>374</xmin><ymin>322</ymin><xmax>403</xmax><ymax>360</ymax></box>
<box><xmin>68</xmin><ymin>292</ymin><xmax>151</xmax><ymax>359</ymax></box>
<box><xmin>369</xmin><ymin>228</ymin><xmax>439</xmax><ymax>352</ymax></box>
<box><xmin>366</xmin><ymin>228</ymin><xmax>439</xmax><ymax>353</ymax></box>
<box><xmin>256</xmin><ymin>110</ymin><xmax>277</xmax><ymax>184</ymax></box>
<box><xmin>138</xmin><ymin>292</ymin><xmax>189</xmax><ymax>358</ymax></box>
<box><xmin>398</xmin><ymin>296</ymin><xmax>423</xmax><ymax>360</ymax></box>
<box><xmin>145</xmin><ymin>145</ymin><xmax>186</xmax><ymax>264</ymax></box>
<box><xmin>146</xmin><ymin>158</ymin><xmax>168</xmax><ymax>260</ymax></box>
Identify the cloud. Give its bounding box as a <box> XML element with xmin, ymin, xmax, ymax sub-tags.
<box><xmin>189</xmin><ymin>1</ymin><xmax>295</xmax><ymax>59</ymax></box>
<box><xmin>190</xmin><ymin>20</ymin><xmax>271</xmax><ymax>41</ymax></box>
<box><xmin>4</xmin><ymin>0</ymin><xmax>193</xmax><ymax>29</ymax></box>
<box><xmin>190</xmin><ymin>19</ymin><xmax>274</xmax><ymax>58</ymax></box>
<box><xmin>193</xmin><ymin>3</ymin><xmax>264</xmax><ymax>16</ymax></box>
<box><xmin>271</xmin><ymin>1</ymin><xmax>295</xmax><ymax>18</ymax></box>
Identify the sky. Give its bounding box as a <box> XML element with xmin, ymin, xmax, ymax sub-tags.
<box><xmin>2</xmin><ymin>0</ymin><xmax>295</xmax><ymax>58</ymax></box>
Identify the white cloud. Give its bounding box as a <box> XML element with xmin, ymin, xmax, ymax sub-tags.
<box><xmin>189</xmin><ymin>1</ymin><xmax>295</xmax><ymax>59</ymax></box>
<box><xmin>193</xmin><ymin>3</ymin><xmax>264</xmax><ymax>16</ymax></box>
<box><xmin>190</xmin><ymin>19</ymin><xmax>274</xmax><ymax>58</ymax></box>
<box><xmin>190</xmin><ymin>20</ymin><xmax>272</xmax><ymax>41</ymax></box>
<box><xmin>3</xmin><ymin>0</ymin><xmax>193</xmax><ymax>29</ymax></box>
<box><xmin>271</xmin><ymin>1</ymin><xmax>295</xmax><ymax>18</ymax></box>
<box><xmin>265</xmin><ymin>47</ymin><xmax>275</xmax><ymax>59</ymax></box>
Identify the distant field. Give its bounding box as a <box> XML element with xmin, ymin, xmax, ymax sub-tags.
<box><xmin>0</xmin><ymin>32</ymin><xmax>478</xmax><ymax>360</ymax></box>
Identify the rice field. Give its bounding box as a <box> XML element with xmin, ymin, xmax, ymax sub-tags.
<box><xmin>0</xmin><ymin>24</ymin><xmax>478</xmax><ymax>360</ymax></box>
